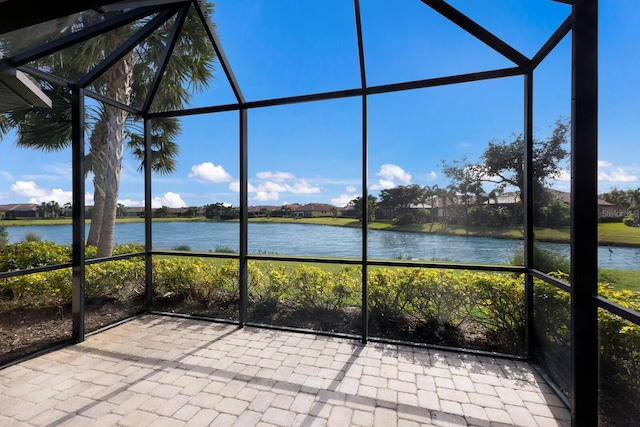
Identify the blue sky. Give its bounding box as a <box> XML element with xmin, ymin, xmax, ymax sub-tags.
<box><xmin>1</xmin><ymin>1</ymin><xmax>639</xmax><ymax>209</ymax></box>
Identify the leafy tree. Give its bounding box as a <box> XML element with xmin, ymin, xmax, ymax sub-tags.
<box><xmin>204</xmin><ymin>202</ymin><xmax>226</xmax><ymax>219</ymax></box>
<box><xmin>281</xmin><ymin>205</ymin><xmax>292</xmax><ymax>217</ymax></box>
<box><xmin>153</xmin><ymin>206</ymin><xmax>170</xmax><ymax>218</ymax></box>
<box><xmin>1</xmin><ymin>4</ymin><xmax>216</xmax><ymax>257</ymax></box>
<box><xmin>379</xmin><ymin>184</ymin><xmax>426</xmax><ymax>218</ymax></box>
<box><xmin>601</xmin><ymin>187</ymin><xmax>640</xmax><ymax>212</ymax></box>
<box><xmin>349</xmin><ymin>195</ymin><xmax>377</xmax><ymax>222</ymax></box>
<box><xmin>116</xmin><ymin>203</ymin><xmax>128</xmax><ymax>218</ymax></box>
<box><xmin>37</xmin><ymin>201</ymin><xmax>63</xmax><ymax>219</ymax></box>
<box><xmin>423</xmin><ymin>184</ymin><xmax>438</xmax><ymax>223</ymax></box>
<box><xmin>442</xmin><ymin>119</ymin><xmax>569</xmax><ymax>225</ymax></box>
<box><xmin>185</xmin><ymin>206</ymin><xmax>199</xmax><ymax>217</ymax></box>
<box><xmin>444</xmin><ymin>119</ymin><xmax>568</xmax><ymax>196</ymax></box>
<box><xmin>541</xmin><ymin>197</ymin><xmax>570</xmax><ymax>227</ymax></box>
<box><xmin>259</xmin><ymin>207</ymin><xmax>271</xmax><ymax>218</ymax></box>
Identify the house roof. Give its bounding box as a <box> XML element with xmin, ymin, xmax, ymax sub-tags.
<box><xmin>0</xmin><ymin>203</ymin><xmax>39</xmax><ymax>212</ymax></box>
<box><xmin>296</xmin><ymin>203</ymin><xmax>336</xmax><ymax>211</ymax></box>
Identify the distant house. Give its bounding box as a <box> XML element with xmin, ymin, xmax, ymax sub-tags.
<box><xmin>124</xmin><ymin>207</ymin><xmax>145</xmax><ymax>217</ymax></box>
<box><xmin>339</xmin><ymin>206</ymin><xmax>357</xmax><ymax>218</ymax></box>
<box><xmin>248</xmin><ymin>205</ymin><xmax>278</xmax><ymax>217</ymax></box>
<box><xmin>0</xmin><ymin>203</ymin><xmax>39</xmax><ymax>219</ymax></box>
<box><xmin>294</xmin><ymin>203</ymin><xmax>337</xmax><ymax>218</ymax></box>
<box><xmin>546</xmin><ymin>189</ymin><xmax>616</xmax><ymax>219</ymax></box>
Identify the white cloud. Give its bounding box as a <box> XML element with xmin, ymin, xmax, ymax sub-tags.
<box><xmin>346</xmin><ymin>185</ymin><xmax>356</xmax><ymax>193</ymax></box>
<box><xmin>557</xmin><ymin>169</ymin><xmax>571</xmax><ymax>181</ymax></box>
<box><xmin>290</xmin><ymin>179</ymin><xmax>320</xmax><ymax>194</ymax></box>
<box><xmin>11</xmin><ymin>181</ymin><xmax>49</xmax><ymax>198</ymax></box>
<box><xmin>151</xmin><ymin>192</ymin><xmax>187</xmax><ymax>208</ymax></box>
<box><xmin>10</xmin><ymin>180</ymin><xmax>74</xmax><ymax>205</ymax></box>
<box><xmin>118</xmin><ymin>198</ymin><xmax>143</xmax><ymax>207</ymax></box>
<box><xmin>599</xmin><ymin>168</ymin><xmax>637</xmax><ymax>183</ymax></box>
<box><xmin>425</xmin><ymin>171</ymin><xmax>437</xmax><ymax>181</ymax></box>
<box><xmin>229</xmin><ymin>171</ymin><xmax>322</xmax><ymax>201</ymax></box>
<box><xmin>331</xmin><ymin>194</ymin><xmax>356</xmax><ymax>206</ymax></box>
<box><xmin>377</xmin><ymin>164</ymin><xmax>411</xmax><ymax>184</ymax></box>
<box><xmin>597</xmin><ymin>161</ymin><xmax>638</xmax><ymax>184</ymax></box>
<box><xmin>189</xmin><ymin>162</ymin><xmax>232</xmax><ymax>183</ymax></box>
<box><xmin>371</xmin><ymin>164</ymin><xmax>411</xmax><ymax>189</ymax></box>
<box><xmin>256</xmin><ymin>171</ymin><xmax>295</xmax><ymax>181</ymax></box>
<box><xmin>229</xmin><ymin>181</ymin><xmax>257</xmax><ymax>192</ymax></box>
<box><xmin>598</xmin><ymin>160</ymin><xmax>613</xmax><ymax>168</ymax></box>
<box><xmin>1</xmin><ymin>171</ymin><xmax>14</xmax><ymax>181</ymax></box>
<box><xmin>459</xmin><ymin>142</ymin><xmax>471</xmax><ymax>148</ymax></box>
<box><xmin>260</xmin><ymin>181</ymin><xmax>290</xmax><ymax>193</ymax></box>
<box><xmin>371</xmin><ymin>180</ymin><xmax>394</xmax><ymax>190</ymax></box>
<box><xmin>254</xmin><ymin>191</ymin><xmax>280</xmax><ymax>201</ymax></box>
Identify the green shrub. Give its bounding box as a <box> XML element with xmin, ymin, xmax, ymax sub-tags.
<box><xmin>369</xmin><ymin>268</ymin><xmax>413</xmax><ymax>320</ymax></box>
<box><xmin>0</xmin><ymin>225</ymin><xmax>7</xmax><ymax>251</ymax></box>
<box><xmin>0</xmin><ymin>241</ymin><xmax>71</xmax><ymax>271</ymax></box>
<box><xmin>287</xmin><ymin>265</ymin><xmax>358</xmax><ymax>310</ymax></box>
<box><xmin>23</xmin><ymin>231</ymin><xmax>42</xmax><ymax>242</ymax></box>
<box><xmin>408</xmin><ymin>269</ymin><xmax>473</xmax><ymax>331</ymax></box>
<box><xmin>511</xmin><ymin>246</ymin><xmax>570</xmax><ymax>275</ymax></box>
<box><xmin>395</xmin><ymin>213</ymin><xmax>416</xmax><ymax>226</ymax></box>
<box><xmin>85</xmin><ymin>259</ymin><xmax>145</xmax><ymax>301</ymax></box>
<box><xmin>152</xmin><ymin>258</ymin><xmax>238</xmax><ymax>303</ymax></box>
<box><xmin>250</xmin><ymin>263</ymin><xmax>288</xmax><ymax>304</ymax></box>
<box><xmin>623</xmin><ymin>214</ymin><xmax>639</xmax><ymax>227</ymax></box>
<box><xmin>471</xmin><ymin>273</ymin><xmax>525</xmax><ymax>340</ymax></box>
<box><xmin>1</xmin><ymin>268</ymin><xmax>72</xmax><ymax>306</ymax></box>
<box><xmin>112</xmin><ymin>243</ymin><xmax>145</xmax><ymax>255</ymax></box>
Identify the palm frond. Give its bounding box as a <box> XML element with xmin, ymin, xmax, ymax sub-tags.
<box><xmin>8</xmin><ymin>86</ymin><xmax>73</xmax><ymax>152</ymax></box>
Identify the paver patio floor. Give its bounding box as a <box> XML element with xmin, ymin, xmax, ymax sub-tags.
<box><xmin>0</xmin><ymin>315</ymin><xmax>570</xmax><ymax>426</ymax></box>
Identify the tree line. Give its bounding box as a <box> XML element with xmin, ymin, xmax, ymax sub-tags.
<box><xmin>350</xmin><ymin>119</ymin><xmax>571</xmax><ymax>228</ymax></box>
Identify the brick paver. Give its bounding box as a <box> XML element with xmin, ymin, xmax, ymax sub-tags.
<box><xmin>0</xmin><ymin>315</ymin><xmax>571</xmax><ymax>426</ymax></box>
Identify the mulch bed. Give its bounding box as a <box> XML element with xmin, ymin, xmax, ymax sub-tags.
<box><xmin>1</xmin><ymin>295</ymin><xmax>522</xmax><ymax>367</ymax></box>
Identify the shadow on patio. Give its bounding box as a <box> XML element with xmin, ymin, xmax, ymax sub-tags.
<box><xmin>0</xmin><ymin>315</ymin><xmax>570</xmax><ymax>426</ymax></box>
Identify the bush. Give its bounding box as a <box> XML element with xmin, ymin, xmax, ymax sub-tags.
<box><xmin>407</xmin><ymin>269</ymin><xmax>473</xmax><ymax>332</ymax></box>
<box><xmin>23</xmin><ymin>231</ymin><xmax>42</xmax><ymax>242</ymax></box>
<box><xmin>395</xmin><ymin>213</ymin><xmax>416</xmax><ymax>226</ymax></box>
<box><xmin>214</xmin><ymin>245</ymin><xmax>235</xmax><ymax>253</ymax></box>
<box><xmin>1</xmin><ymin>268</ymin><xmax>72</xmax><ymax>306</ymax></box>
<box><xmin>85</xmin><ymin>259</ymin><xmax>145</xmax><ymax>301</ymax></box>
<box><xmin>511</xmin><ymin>246</ymin><xmax>570</xmax><ymax>275</ymax></box>
<box><xmin>369</xmin><ymin>268</ymin><xmax>413</xmax><ymax>321</ymax></box>
<box><xmin>287</xmin><ymin>265</ymin><xmax>359</xmax><ymax>310</ymax></box>
<box><xmin>0</xmin><ymin>241</ymin><xmax>71</xmax><ymax>271</ymax></box>
<box><xmin>471</xmin><ymin>273</ymin><xmax>525</xmax><ymax>343</ymax></box>
<box><xmin>0</xmin><ymin>225</ymin><xmax>7</xmax><ymax>251</ymax></box>
<box><xmin>623</xmin><ymin>214</ymin><xmax>639</xmax><ymax>227</ymax></box>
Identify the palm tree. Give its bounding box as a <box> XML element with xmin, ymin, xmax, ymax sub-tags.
<box><xmin>424</xmin><ymin>184</ymin><xmax>438</xmax><ymax>224</ymax></box>
<box><xmin>2</xmin><ymin>4</ymin><xmax>216</xmax><ymax>256</ymax></box>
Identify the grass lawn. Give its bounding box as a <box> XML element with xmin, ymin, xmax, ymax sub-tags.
<box><xmin>599</xmin><ymin>269</ymin><xmax>640</xmax><ymax>293</ymax></box>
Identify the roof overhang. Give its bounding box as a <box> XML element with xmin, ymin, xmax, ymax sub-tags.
<box><xmin>0</xmin><ymin>66</ymin><xmax>52</xmax><ymax>112</ymax></box>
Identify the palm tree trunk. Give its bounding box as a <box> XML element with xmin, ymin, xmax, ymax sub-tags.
<box><xmin>95</xmin><ymin>30</ymin><xmax>134</xmax><ymax>258</ymax></box>
<box><xmin>86</xmin><ymin>115</ymin><xmax>108</xmax><ymax>247</ymax></box>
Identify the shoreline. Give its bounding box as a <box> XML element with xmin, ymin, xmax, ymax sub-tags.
<box><xmin>2</xmin><ymin>217</ymin><xmax>640</xmax><ymax>248</ymax></box>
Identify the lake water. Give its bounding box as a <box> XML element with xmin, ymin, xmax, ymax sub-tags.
<box><xmin>5</xmin><ymin>221</ymin><xmax>640</xmax><ymax>270</ymax></box>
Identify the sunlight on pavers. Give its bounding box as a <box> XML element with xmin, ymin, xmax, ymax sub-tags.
<box><xmin>0</xmin><ymin>315</ymin><xmax>570</xmax><ymax>426</ymax></box>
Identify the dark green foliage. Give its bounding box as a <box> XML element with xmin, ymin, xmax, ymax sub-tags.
<box><xmin>0</xmin><ymin>226</ymin><xmax>7</xmax><ymax>251</ymax></box>
<box><xmin>511</xmin><ymin>246</ymin><xmax>570</xmax><ymax>275</ymax></box>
